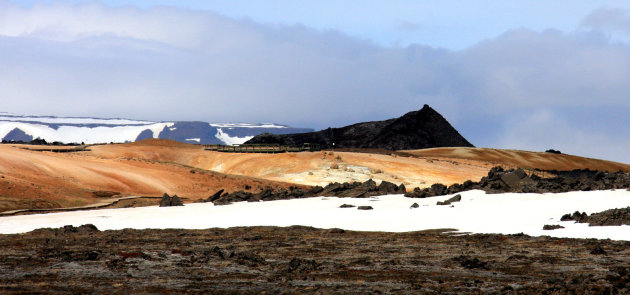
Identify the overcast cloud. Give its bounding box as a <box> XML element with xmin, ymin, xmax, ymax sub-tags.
<box><xmin>1</xmin><ymin>2</ymin><xmax>630</xmax><ymax>163</ymax></box>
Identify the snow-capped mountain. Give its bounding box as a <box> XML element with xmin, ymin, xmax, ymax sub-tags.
<box><xmin>0</xmin><ymin>113</ymin><xmax>313</xmax><ymax>145</ymax></box>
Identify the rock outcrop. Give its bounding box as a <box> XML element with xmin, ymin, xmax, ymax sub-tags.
<box><xmin>405</xmin><ymin>167</ymin><xmax>630</xmax><ymax>198</ymax></box>
<box><xmin>208</xmin><ymin>180</ymin><xmax>406</xmax><ymax>206</ymax></box>
<box><xmin>245</xmin><ymin>105</ymin><xmax>474</xmax><ymax>150</ymax></box>
<box><xmin>562</xmin><ymin>208</ymin><xmax>630</xmax><ymax>226</ymax></box>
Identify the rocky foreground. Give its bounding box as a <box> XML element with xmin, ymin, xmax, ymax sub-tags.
<box><xmin>1</xmin><ymin>225</ymin><xmax>629</xmax><ymax>294</ymax></box>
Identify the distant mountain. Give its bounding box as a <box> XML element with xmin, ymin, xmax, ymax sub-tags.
<box><xmin>0</xmin><ymin>113</ymin><xmax>312</xmax><ymax>145</ymax></box>
<box><xmin>245</xmin><ymin>105</ymin><xmax>473</xmax><ymax>150</ymax></box>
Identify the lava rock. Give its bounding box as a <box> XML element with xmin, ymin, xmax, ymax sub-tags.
<box><xmin>590</xmin><ymin>245</ymin><xmax>607</xmax><ymax>255</ymax></box>
<box><xmin>542</xmin><ymin>224</ymin><xmax>565</xmax><ymax>230</ymax></box>
<box><xmin>437</xmin><ymin>194</ymin><xmax>462</xmax><ymax>206</ymax></box>
<box><xmin>160</xmin><ymin>193</ymin><xmax>185</xmax><ymax>207</ymax></box>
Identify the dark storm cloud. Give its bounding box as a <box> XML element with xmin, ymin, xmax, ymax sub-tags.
<box><xmin>1</xmin><ymin>2</ymin><xmax>630</xmax><ymax>162</ymax></box>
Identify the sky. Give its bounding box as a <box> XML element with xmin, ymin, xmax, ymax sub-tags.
<box><xmin>2</xmin><ymin>1</ymin><xmax>630</xmax><ymax>163</ymax></box>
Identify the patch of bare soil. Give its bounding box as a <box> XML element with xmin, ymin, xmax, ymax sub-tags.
<box><xmin>1</xmin><ymin>226</ymin><xmax>629</xmax><ymax>294</ymax></box>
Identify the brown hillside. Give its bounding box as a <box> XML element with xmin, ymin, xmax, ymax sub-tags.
<box><xmin>405</xmin><ymin>147</ymin><xmax>630</xmax><ymax>172</ymax></box>
<box><xmin>0</xmin><ymin>143</ymin><xmax>301</xmax><ymax>212</ymax></box>
<box><xmin>2</xmin><ymin>140</ymin><xmax>628</xmax><ymax>213</ymax></box>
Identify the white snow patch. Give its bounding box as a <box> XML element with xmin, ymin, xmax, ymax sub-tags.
<box><xmin>210</xmin><ymin>123</ymin><xmax>286</xmax><ymax>128</ymax></box>
<box><xmin>214</xmin><ymin>128</ymin><xmax>254</xmax><ymax>145</ymax></box>
<box><xmin>0</xmin><ymin>122</ymin><xmax>172</xmax><ymax>144</ymax></box>
<box><xmin>2</xmin><ymin>190</ymin><xmax>630</xmax><ymax>240</ymax></box>
<box><xmin>185</xmin><ymin>138</ymin><xmax>201</xmax><ymax>143</ymax></box>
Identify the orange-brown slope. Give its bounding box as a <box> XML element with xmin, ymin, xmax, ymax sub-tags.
<box><xmin>0</xmin><ymin>142</ymin><xmax>302</xmax><ymax>212</ymax></box>
<box><xmin>89</xmin><ymin>140</ymin><xmax>495</xmax><ymax>189</ymax></box>
<box><xmin>405</xmin><ymin>147</ymin><xmax>630</xmax><ymax>172</ymax></box>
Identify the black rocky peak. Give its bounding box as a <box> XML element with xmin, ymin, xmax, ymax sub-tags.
<box><xmin>245</xmin><ymin>105</ymin><xmax>473</xmax><ymax>150</ymax></box>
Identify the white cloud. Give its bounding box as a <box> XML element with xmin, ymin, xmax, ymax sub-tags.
<box><xmin>1</xmin><ymin>1</ymin><xmax>630</xmax><ymax>163</ymax></box>
<box><xmin>581</xmin><ymin>8</ymin><xmax>630</xmax><ymax>35</ymax></box>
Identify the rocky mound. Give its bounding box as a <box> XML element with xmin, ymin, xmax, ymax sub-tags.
<box><xmin>207</xmin><ymin>180</ymin><xmax>406</xmax><ymax>205</ymax></box>
<box><xmin>245</xmin><ymin>105</ymin><xmax>473</xmax><ymax>150</ymax></box>
<box><xmin>561</xmin><ymin>208</ymin><xmax>630</xmax><ymax>226</ymax></box>
<box><xmin>405</xmin><ymin>167</ymin><xmax>630</xmax><ymax>198</ymax></box>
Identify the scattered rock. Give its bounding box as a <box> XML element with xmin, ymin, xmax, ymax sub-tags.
<box><xmin>410</xmin><ymin>203</ymin><xmax>419</xmax><ymax>209</ymax></box>
<box><xmin>378</xmin><ymin>181</ymin><xmax>399</xmax><ymax>194</ymax></box>
<box><xmin>357</xmin><ymin>206</ymin><xmax>373</xmax><ymax>210</ymax></box>
<box><xmin>170</xmin><ymin>195</ymin><xmax>183</xmax><ymax>206</ymax></box>
<box><xmin>328</xmin><ymin>228</ymin><xmax>345</xmax><ymax>234</ymax></box>
<box><xmin>212</xmin><ymin>179</ymin><xmax>407</xmax><ymax>205</ymax></box>
<box><xmin>159</xmin><ymin>193</ymin><xmax>171</xmax><ymax>207</ymax></box>
<box><xmin>562</xmin><ymin>207</ymin><xmax>630</xmax><ymax>226</ymax></box>
<box><xmin>453</xmin><ymin>255</ymin><xmax>489</xmax><ymax>270</ymax></box>
<box><xmin>437</xmin><ymin>194</ymin><xmax>462</xmax><ymax>206</ymax></box>
<box><xmin>545</xmin><ymin>149</ymin><xmax>562</xmax><ymax>154</ymax></box>
<box><xmin>543</xmin><ymin>224</ymin><xmax>565</xmax><ymax>230</ymax></box>
<box><xmin>205</xmin><ymin>189</ymin><xmax>224</xmax><ymax>203</ymax></box>
<box><xmin>590</xmin><ymin>245</ymin><xmax>607</xmax><ymax>255</ymax></box>
<box><xmin>61</xmin><ymin>224</ymin><xmax>99</xmax><ymax>234</ymax></box>
<box><xmin>160</xmin><ymin>193</ymin><xmax>185</xmax><ymax>207</ymax></box>
<box><xmin>233</xmin><ymin>250</ymin><xmax>266</xmax><ymax>266</ymax></box>
<box><xmin>287</xmin><ymin>258</ymin><xmax>320</xmax><ymax>273</ymax></box>
<box><xmin>407</xmin><ymin>166</ymin><xmax>630</xmax><ymax>197</ymax></box>
<box><xmin>339</xmin><ymin>204</ymin><xmax>355</xmax><ymax>208</ymax></box>
<box><xmin>561</xmin><ymin>211</ymin><xmax>588</xmax><ymax>222</ymax></box>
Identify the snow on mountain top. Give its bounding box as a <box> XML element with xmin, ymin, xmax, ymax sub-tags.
<box><xmin>214</xmin><ymin>128</ymin><xmax>254</xmax><ymax>145</ymax></box>
<box><xmin>0</xmin><ymin>122</ymin><xmax>172</xmax><ymax>144</ymax></box>
<box><xmin>210</xmin><ymin>123</ymin><xmax>287</xmax><ymax>128</ymax></box>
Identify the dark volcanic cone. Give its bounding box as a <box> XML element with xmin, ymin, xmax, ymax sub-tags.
<box><xmin>245</xmin><ymin>105</ymin><xmax>473</xmax><ymax>150</ymax></box>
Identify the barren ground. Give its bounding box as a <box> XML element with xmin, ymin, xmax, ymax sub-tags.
<box><xmin>0</xmin><ymin>225</ymin><xmax>628</xmax><ymax>294</ymax></box>
<box><xmin>1</xmin><ymin>139</ymin><xmax>629</xmax><ymax>212</ymax></box>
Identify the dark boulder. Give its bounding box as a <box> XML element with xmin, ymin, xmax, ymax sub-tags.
<box><xmin>357</xmin><ymin>206</ymin><xmax>373</xmax><ymax>210</ymax></box>
<box><xmin>159</xmin><ymin>193</ymin><xmax>184</xmax><ymax>207</ymax></box>
<box><xmin>170</xmin><ymin>195</ymin><xmax>184</xmax><ymax>206</ymax></box>
<box><xmin>159</xmin><ymin>193</ymin><xmax>172</xmax><ymax>207</ymax></box>
<box><xmin>590</xmin><ymin>245</ymin><xmax>607</xmax><ymax>255</ymax></box>
<box><xmin>542</xmin><ymin>224</ymin><xmax>565</xmax><ymax>230</ymax></box>
<box><xmin>378</xmin><ymin>181</ymin><xmax>399</xmax><ymax>194</ymax></box>
<box><xmin>430</xmin><ymin>183</ymin><xmax>447</xmax><ymax>196</ymax></box>
<box><xmin>437</xmin><ymin>194</ymin><xmax>462</xmax><ymax>206</ymax></box>
<box><xmin>206</xmin><ymin>189</ymin><xmax>224</xmax><ymax>203</ymax></box>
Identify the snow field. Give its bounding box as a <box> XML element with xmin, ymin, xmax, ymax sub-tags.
<box><xmin>1</xmin><ymin>190</ymin><xmax>629</xmax><ymax>239</ymax></box>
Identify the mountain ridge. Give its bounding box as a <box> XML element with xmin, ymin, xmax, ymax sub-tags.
<box><xmin>0</xmin><ymin>114</ymin><xmax>312</xmax><ymax>145</ymax></box>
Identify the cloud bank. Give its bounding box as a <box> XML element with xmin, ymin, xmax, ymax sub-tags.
<box><xmin>2</xmin><ymin>1</ymin><xmax>630</xmax><ymax>163</ymax></box>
